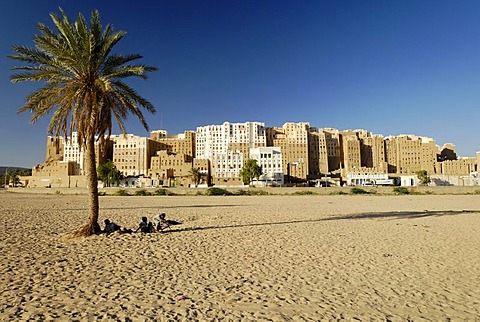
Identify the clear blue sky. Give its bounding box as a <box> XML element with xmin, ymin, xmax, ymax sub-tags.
<box><xmin>1</xmin><ymin>0</ymin><xmax>480</xmax><ymax>168</ymax></box>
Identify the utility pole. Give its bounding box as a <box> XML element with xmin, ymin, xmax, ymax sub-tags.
<box><xmin>4</xmin><ymin>168</ymin><xmax>8</xmax><ymax>188</ymax></box>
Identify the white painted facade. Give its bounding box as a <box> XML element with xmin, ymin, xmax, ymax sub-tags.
<box><xmin>196</xmin><ymin>121</ymin><xmax>266</xmax><ymax>178</ymax></box>
<box><xmin>250</xmin><ymin>147</ymin><xmax>284</xmax><ymax>186</ymax></box>
<box><xmin>213</xmin><ymin>150</ymin><xmax>244</xmax><ymax>178</ymax></box>
<box><xmin>196</xmin><ymin>121</ymin><xmax>266</xmax><ymax>158</ymax></box>
<box><xmin>347</xmin><ymin>173</ymin><xmax>391</xmax><ymax>186</ymax></box>
<box><xmin>62</xmin><ymin>132</ymin><xmax>84</xmax><ymax>175</ymax></box>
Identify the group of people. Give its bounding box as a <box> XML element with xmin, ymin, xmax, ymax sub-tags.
<box><xmin>135</xmin><ymin>213</ymin><xmax>172</xmax><ymax>233</ymax></box>
<box><xmin>103</xmin><ymin>213</ymin><xmax>175</xmax><ymax>235</ymax></box>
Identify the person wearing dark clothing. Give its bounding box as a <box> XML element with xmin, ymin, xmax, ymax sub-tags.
<box><xmin>103</xmin><ymin>219</ymin><xmax>121</xmax><ymax>234</ymax></box>
<box><xmin>136</xmin><ymin>216</ymin><xmax>153</xmax><ymax>233</ymax></box>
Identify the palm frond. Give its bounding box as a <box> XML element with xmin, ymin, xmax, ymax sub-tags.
<box><xmin>11</xmin><ymin>7</ymin><xmax>157</xmax><ymax>142</ymax></box>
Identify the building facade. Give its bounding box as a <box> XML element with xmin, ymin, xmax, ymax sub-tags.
<box><xmin>196</xmin><ymin>122</ymin><xmax>266</xmax><ymax>182</ymax></box>
<box><xmin>112</xmin><ymin>134</ymin><xmax>162</xmax><ymax>176</ymax></box>
<box><xmin>266</xmin><ymin>122</ymin><xmax>309</xmax><ymax>183</ymax></box>
<box><xmin>249</xmin><ymin>147</ymin><xmax>284</xmax><ymax>186</ymax></box>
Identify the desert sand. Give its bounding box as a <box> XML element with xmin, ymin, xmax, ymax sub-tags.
<box><xmin>1</xmin><ymin>191</ymin><xmax>479</xmax><ymax>321</ymax></box>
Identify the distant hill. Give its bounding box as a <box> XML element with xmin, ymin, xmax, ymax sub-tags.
<box><xmin>0</xmin><ymin>166</ymin><xmax>30</xmax><ymax>173</ymax></box>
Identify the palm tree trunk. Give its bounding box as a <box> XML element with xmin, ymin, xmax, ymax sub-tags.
<box><xmin>72</xmin><ymin>134</ymin><xmax>101</xmax><ymax>237</ymax></box>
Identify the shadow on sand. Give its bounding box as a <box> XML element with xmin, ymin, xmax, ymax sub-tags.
<box><xmin>164</xmin><ymin>209</ymin><xmax>479</xmax><ymax>234</ymax></box>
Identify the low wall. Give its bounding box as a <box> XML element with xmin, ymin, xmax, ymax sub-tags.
<box><xmin>5</xmin><ymin>185</ymin><xmax>479</xmax><ymax>196</ymax></box>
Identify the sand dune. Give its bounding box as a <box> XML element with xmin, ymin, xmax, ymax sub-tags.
<box><xmin>1</xmin><ymin>192</ymin><xmax>479</xmax><ymax>320</ymax></box>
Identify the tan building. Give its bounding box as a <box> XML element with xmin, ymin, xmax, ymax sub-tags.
<box><xmin>339</xmin><ymin>130</ymin><xmax>362</xmax><ymax>173</ymax></box>
<box><xmin>385</xmin><ymin>136</ymin><xmax>399</xmax><ymax>173</ymax></box>
<box><xmin>440</xmin><ymin>157</ymin><xmax>477</xmax><ymax>175</ymax></box>
<box><xmin>45</xmin><ymin>136</ymin><xmax>64</xmax><ymax>163</ymax></box>
<box><xmin>307</xmin><ymin>128</ymin><xmax>329</xmax><ymax>178</ymax></box>
<box><xmin>318</xmin><ymin>128</ymin><xmax>342</xmax><ymax>173</ymax></box>
<box><xmin>27</xmin><ymin>161</ymin><xmax>87</xmax><ymax>188</ymax></box>
<box><xmin>420</xmin><ymin>137</ymin><xmax>439</xmax><ymax>174</ymax></box>
<box><xmin>193</xmin><ymin>158</ymin><xmax>211</xmax><ymax>185</ymax></box>
<box><xmin>150</xmin><ymin>130</ymin><xmax>196</xmax><ymax>161</ymax></box>
<box><xmin>149</xmin><ymin>150</ymin><xmax>211</xmax><ymax>187</ymax></box>
<box><xmin>149</xmin><ymin>150</ymin><xmax>190</xmax><ymax>187</ymax></box>
<box><xmin>360</xmin><ymin>134</ymin><xmax>387</xmax><ymax>172</ymax></box>
<box><xmin>438</xmin><ymin>143</ymin><xmax>457</xmax><ymax>161</ymax></box>
<box><xmin>266</xmin><ymin>122</ymin><xmax>309</xmax><ymax>183</ymax></box>
<box><xmin>384</xmin><ymin>135</ymin><xmax>438</xmax><ymax>175</ymax></box>
<box><xmin>26</xmin><ymin>133</ymin><xmax>113</xmax><ymax>188</ymax></box>
<box><xmin>112</xmin><ymin>134</ymin><xmax>162</xmax><ymax>176</ymax></box>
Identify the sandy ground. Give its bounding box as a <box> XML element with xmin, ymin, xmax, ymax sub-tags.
<box><xmin>1</xmin><ymin>192</ymin><xmax>479</xmax><ymax>321</ymax></box>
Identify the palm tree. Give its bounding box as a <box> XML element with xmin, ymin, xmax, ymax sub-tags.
<box><xmin>10</xmin><ymin>8</ymin><xmax>157</xmax><ymax>236</ymax></box>
<box><xmin>189</xmin><ymin>167</ymin><xmax>203</xmax><ymax>187</ymax></box>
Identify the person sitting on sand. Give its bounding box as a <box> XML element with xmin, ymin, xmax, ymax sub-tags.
<box><xmin>152</xmin><ymin>213</ymin><xmax>170</xmax><ymax>232</ymax></box>
<box><xmin>104</xmin><ymin>219</ymin><xmax>133</xmax><ymax>234</ymax></box>
<box><xmin>103</xmin><ymin>219</ymin><xmax>121</xmax><ymax>234</ymax></box>
<box><xmin>135</xmin><ymin>216</ymin><xmax>153</xmax><ymax>233</ymax></box>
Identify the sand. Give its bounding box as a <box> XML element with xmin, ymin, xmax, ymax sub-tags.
<box><xmin>1</xmin><ymin>191</ymin><xmax>479</xmax><ymax>321</ymax></box>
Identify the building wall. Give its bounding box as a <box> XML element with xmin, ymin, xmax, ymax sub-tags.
<box><xmin>249</xmin><ymin>147</ymin><xmax>284</xmax><ymax>185</ymax></box>
<box><xmin>266</xmin><ymin>122</ymin><xmax>309</xmax><ymax>182</ymax></box>
<box><xmin>420</xmin><ymin>137</ymin><xmax>439</xmax><ymax>174</ymax></box>
<box><xmin>361</xmin><ymin>135</ymin><xmax>386</xmax><ymax>172</ymax></box>
<box><xmin>45</xmin><ymin>136</ymin><xmax>64</xmax><ymax>163</ymax></box>
<box><xmin>27</xmin><ymin>161</ymin><xmax>87</xmax><ymax>188</ymax></box>
<box><xmin>399</xmin><ymin>135</ymin><xmax>422</xmax><ymax>173</ymax></box>
<box><xmin>439</xmin><ymin>143</ymin><xmax>457</xmax><ymax>161</ymax></box>
<box><xmin>307</xmin><ymin>128</ymin><xmax>329</xmax><ymax>178</ymax></box>
<box><xmin>196</xmin><ymin>122</ymin><xmax>266</xmax><ymax>180</ymax></box>
<box><xmin>193</xmin><ymin>158</ymin><xmax>211</xmax><ymax>186</ymax></box>
<box><xmin>440</xmin><ymin>157</ymin><xmax>477</xmax><ymax>175</ymax></box>
<box><xmin>149</xmin><ymin>150</ymin><xmax>194</xmax><ymax>187</ymax></box>
<box><xmin>385</xmin><ymin>136</ymin><xmax>398</xmax><ymax>173</ymax></box>
<box><xmin>340</xmin><ymin>131</ymin><xmax>361</xmax><ymax>172</ymax></box>
<box><xmin>112</xmin><ymin>134</ymin><xmax>161</xmax><ymax>176</ymax></box>
<box><xmin>150</xmin><ymin>130</ymin><xmax>196</xmax><ymax>160</ymax></box>
<box><xmin>213</xmin><ymin>150</ymin><xmax>244</xmax><ymax>179</ymax></box>
<box><xmin>320</xmin><ymin>128</ymin><xmax>342</xmax><ymax>172</ymax></box>
<box><xmin>62</xmin><ymin>132</ymin><xmax>84</xmax><ymax>175</ymax></box>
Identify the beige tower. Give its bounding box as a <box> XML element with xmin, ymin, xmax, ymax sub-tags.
<box><xmin>384</xmin><ymin>136</ymin><xmax>398</xmax><ymax>173</ymax></box>
<box><xmin>266</xmin><ymin>122</ymin><xmax>309</xmax><ymax>183</ymax></box>
<box><xmin>420</xmin><ymin>138</ymin><xmax>439</xmax><ymax>174</ymax></box>
<box><xmin>150</xmin><ymin>130</ymin><xmax>196</xmax><ymax>161</ymax></box>
<box><xmin>307</xmin><ymin>128</ymin><xmax>326</xmax><ymax>178</ymax></box>
<box><xmin>45</xmin><ymin>136</ymin><xmax>64</xmax><ymax>163</ymax></box>
<box><xmin>339</xmin><ymin>131</ymin><xmax>361</xmax><ymax>172</ymax></box>
<box><xmin>112</xmin><ymin>134</ymin><xmax>162</xmax><ymax>176</ymax></box>
<box><xmin>360</xmin><ymin>134</ymin><xmax>386</xmax><ymax>172</ymax></box>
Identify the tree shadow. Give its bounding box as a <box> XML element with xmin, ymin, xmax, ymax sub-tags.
<box><xmin>164</xmin><ymin>209</ymin><xmax>479</xmax><ymax>234</ymax></box>
<box><xmin>323</xmin><ymin>209</ymin><xmax>479</xmax><ymax>221</ymax></box>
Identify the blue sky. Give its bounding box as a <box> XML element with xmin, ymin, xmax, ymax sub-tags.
<box><xmin>1</xmin><ymin>1</ymin><xmax>480</xmax><ymax>168</ymax></box>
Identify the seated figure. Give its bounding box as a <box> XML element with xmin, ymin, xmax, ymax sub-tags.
<box><xmin>136</xmin><ymin>216</ymin><xmax>153</xmax><ymax>233</ymax></box>
<box><xmin>152</xmin><ymin>213</ymin><xmax>170</xmax><ymax>232</ymax></box>
<box><xmin>103</xmin><ymin>219</ymin><xmax>121</xmax><ymax>234</ymax></box>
